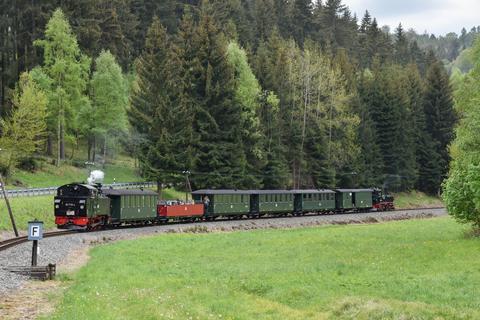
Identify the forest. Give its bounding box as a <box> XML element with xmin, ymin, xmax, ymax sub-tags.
<box><xmin>0</xmin><ymin>0</ymin><xmax>463</xmax><ymax>193</ymax></box>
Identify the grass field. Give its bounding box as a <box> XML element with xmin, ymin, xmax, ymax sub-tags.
<box><xmin>393</xmin><ymin>191</ymin><xmax>443</xmax><ymax>209</ymax></box>
<box><xmin>9</xmin><ymin>161</ymin><xmax>141</xmax><ymax>188</ymax></box>
<box><xmin>0</xmin><ymin>195</ymin><xmax>53</xmax><ymax>232</ymax></box>
<box><xmin>47</xmin><ymin>217</ymin><xmax>480</xmax><ymax>319</ymax></box>
<box><xmin>0</xmin><ymin>188</ymin><xmax>186</xmax><ymax>231</ymax></box>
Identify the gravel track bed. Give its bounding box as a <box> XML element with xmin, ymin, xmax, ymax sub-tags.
<box><xmin>0</xmin><ymin>208</ymin><xmax>446</xmax><ymax>296</ymax></box>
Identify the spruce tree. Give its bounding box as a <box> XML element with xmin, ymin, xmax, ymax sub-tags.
<box><xmin>291</xmin><ymin>0</ymin><xmax>314</xmax><ymax>45</ymax></box>
<box><xmin>394</xmin><ymin>23</ymin><xmax>410</xmax><ymax>65</ymax></box>
<box><xmin>424</xmin><ymin>57</ymin><xmax>456</xmax><ymax>180</ymax></box>
<box><xmin>188</xmin><ymin>8</ymin><xmax>246</xmax><ymax>189</ymax></box>
<box><xmin>356</xmin><ymin>71</ymin><xmax>384</xmax><ymax>187</ymax></box>
<box><xmin>129</xmin><ymin>17</ymin><xmax>175</xmax><ymax>187</ymax></box>
<box><xmin>260</xmin><ymin>91</ymin><xmax>289</xmax><ymax>188</ymax></box>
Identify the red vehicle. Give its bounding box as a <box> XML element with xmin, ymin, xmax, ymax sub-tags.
<box><xmin>372</xmin><ymin>189</ymin><xmax>395</xmax><ymax>211</ymax></box>
<box><xmin>157</xmin><ymin>200</ymin><xmax>205</xmax><ymax>222</ymax></box>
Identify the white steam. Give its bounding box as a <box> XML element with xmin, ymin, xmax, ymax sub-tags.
<box><xmin>87</xmin><ymin>170</ymin><xmax>105</xmax><ymax>185</ymax></box>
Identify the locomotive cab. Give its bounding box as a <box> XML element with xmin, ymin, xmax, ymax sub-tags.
<box><xmin>372</xmin><ymin>188</ymin><xmax>395</xmax><ymax>211</ymax></box>
<box><xmin>55</xmin><ymin>184</ymin><xmax>110</xmax><ymax>230</ymax></box>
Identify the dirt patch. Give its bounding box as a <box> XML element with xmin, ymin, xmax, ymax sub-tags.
<box><xmin>56</xmin><ymin>245</ymin><xmax>90</xmax><ymax>274</ymax></box>
<box><xmin>0</xmin><ymin>280</ymin><xmax>64</xmax><ymax>320</ymax></box>
<box><xmin>0</xmin><ymin>245</ymin><xmax>91</xmax><ymax>319</ymax></box>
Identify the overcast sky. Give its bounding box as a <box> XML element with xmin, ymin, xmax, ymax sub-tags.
<box><xmin>342</xmin><ymin>0</ymin><xmax>479</xmax><ymax>35</ymax></box>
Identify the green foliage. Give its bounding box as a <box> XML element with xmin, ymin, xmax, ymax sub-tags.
<box><xmin>83</xmin><ymin>50</ymin><xmax>128</xmax><ymax>163</ymax></box>
<box><xmin>89</xmin><ymin>50</ymin><xmax>128</xmax><ymax>135</ymax></box>
<box><xmin>424</xmin><ymin>57</ymin><xmax>456</xmax><ymax>182</ymax></box>
<box><xmin>48</xmin><ymin>218</ymin><xmax>480</xmax><ymax>319</ymax></box>
<box><xmin>0</xmin><ymin>1</ymin><xmax>458</xmax><ymax>192</ymax></box>
<box><xmin>0</xmin><ymin>72</ymin><xmax>47</xmax><ymax>175</ymax></box>
<box><xmin>129</xmin><ymin>17</ymin><xmax>177</xmax><ymax>185</ymax></box>
<box><xmin>227</xmin><ymin>42</ymin><xmax>264</xmax><ymax>187</ymax></box>
<box><xmin>444</xmin><ymin>39</ymin><xmax>480</xmax><ymax>227</ymax></box>
<box><xmin>33</xmin><ymin>8</ymin><xmax>91</xmax><ymax>163</ymax></box>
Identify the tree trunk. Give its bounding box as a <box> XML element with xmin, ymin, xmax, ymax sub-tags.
<box><xmin>70</xmin><ymin>133</ymin><xmax>77</xmax><ymax>160</ymax></box>
<box><xmin>157</xmin><ymin>181</ymin><xmax>163</xmax><ymax>199</ymax></box>
<box><xmin>57</xmin><ymin>116</ymin><xmax>61</xmax><ymax>166</ymax></box>
<box><xmin>103</xmin><ymin>134</ymin><xmax>107</xmax><ymax>168</ymax></box>
<box><xmin>46</xmin><ymin>134</ymin><xmax>53</xmax><ymax>156</ymax></box>
<box><xmin>60</xmin><ymin>122</ymin><xmax>65</xmax><ymax>160</ymax></box>
<box><xmin>87</xmin><ymin>136</ymin><xmax>92</xmax><ymax>162</ymax></box>
<box><xmin>92</xmin><ymin>136</ymin><xmax>96</xmax><ymax>163</ymax></box>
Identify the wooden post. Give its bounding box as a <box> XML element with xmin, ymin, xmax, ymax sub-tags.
<box><xmin>0</xmin><ymin>173</ymin><xmax>19</xmax><ymax>237</ymax></box>
<box><xmin>31</xmin><ymin>240</ymin><xmax>38</xmax><ymax>267</ymax></box>
<box><xmin>183</xmin><ymin>171</ymin><xmax>192</xmax><ymax>203</ymax></box>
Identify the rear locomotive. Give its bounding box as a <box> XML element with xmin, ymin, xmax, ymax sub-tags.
<box><xmin>372</xmin><ymin>188</ymin><xmax>395</xmax><ymax>211</ymax></box>
<box><xmin>54</xmin><ymin>183</ymin><xmax>110</xmax><ymax>230</ymax></box>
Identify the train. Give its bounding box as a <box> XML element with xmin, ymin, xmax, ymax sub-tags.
<box><xmin>54</xmin><ymin>183</ymin><xmax>395</xmax><ymax>230</ymax></box>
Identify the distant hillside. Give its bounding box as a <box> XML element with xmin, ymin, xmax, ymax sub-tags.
<box><xmin>406</xmin><ymin>27</ymin><xmax>479</xmax><ymax>73</ymax></box>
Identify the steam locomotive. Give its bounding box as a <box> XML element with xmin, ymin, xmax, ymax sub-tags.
<box><xmin>54</xmin><ymin>173</ymin><xmax>394</xmax><ymax>230</ymax></box>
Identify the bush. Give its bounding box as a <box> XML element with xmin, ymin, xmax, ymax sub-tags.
<box><xmin>18</xmin><ymin>157</ymin><xmax>40</xmax><ymax>172</ymax></box>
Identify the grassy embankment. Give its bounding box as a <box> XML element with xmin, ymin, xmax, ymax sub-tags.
<box><xmin>8</xmin><ymin>157</ymin><xmax>141</xmax><ymax>188</ymax></box>
<box><xmin>46</xmin><ymin>217</ymin><xmax>479</xmax><ymax>319</ymax></box>
<box><xmin>393</xmin><ymin>191</ymin><xmax>444</xmax><ymax>209</ymax></box>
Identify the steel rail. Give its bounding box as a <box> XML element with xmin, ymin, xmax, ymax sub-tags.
<box><xmin>0</xmin><ymin>207</ymin><xmax>445</xmax><ymax>252</ymax></box>
<box><xmin>0</xmin><ymin>230</ymin><xmax>76</xmax><ymax>252</ymax></box>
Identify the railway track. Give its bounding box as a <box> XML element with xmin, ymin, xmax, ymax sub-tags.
<box><xmin>0</xmin><ymin>230</ymin><xmax>76</xmax><ymax>252</ymax></box>
<box><xmin>0</xmin><ymin>207</ymin><xmax>445</xmax><ymax>252</ymax></box>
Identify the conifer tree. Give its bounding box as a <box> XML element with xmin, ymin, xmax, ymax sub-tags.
<box><xmin>356</xmin><ymin>70</ymin><xmax>384</xmax><ymax>187</ymax></box>
<box><xmin>188</xmin><ymin>7</ymin><xmax>246</xmax><ymax>189</ymax></box>
<box><xmin>129</xmin><ymin>17</ymin><xmax>174</xmax><ymax>188</ymax></box>
<box><xmin>394</xmin><ymin>23</ymin><xmax>410</xmax><ymax>65</ymax></box>
<box><xmin>424</xmin><ymin>57</ymin><xmax>456</xmax><ymax>180</ymax></box>
<box><xmin>291</xmin><ymin>0</ymin><xmax>314</xmax><ymax>45</ymax></box>
<box><xmin>260</xmin><ymin>91</ymin><xmax>289</xmax><ymax>188</ymax></box>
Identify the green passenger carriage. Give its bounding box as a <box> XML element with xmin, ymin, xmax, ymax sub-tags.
<box><xmin>103</xmin><ymin>189</ymin><xmax>158</xmax><ymax>224</ymax></box>
<box><xmin>335</xmin><ymin>189</ymin><xmax>373</xmax><ymax>211</ymax></box>
<box><xmin>191</xmin><ymin>190</ymin><xmax>252</xmax><ymax>217</ymax></box>
<box><xmin>294</xmin><ymin>189</ymin><xmax>336</xmax><ymax>214</ymax></box>
<box><xmin>251</xmin><ymin>190</ymin><xmax>295</xmax><ymax>215</ymax></box>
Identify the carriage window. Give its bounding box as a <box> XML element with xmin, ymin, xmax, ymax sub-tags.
<box><xmin>303</xmin><ymin>194</ymin><xmax>307</xmax><ymax>199</ymax></box>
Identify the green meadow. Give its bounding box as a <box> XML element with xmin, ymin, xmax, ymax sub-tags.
<box><xmin>47</xmin><ymin>217</ymin><xmax>480</xmax><ymax>319</ymax></box>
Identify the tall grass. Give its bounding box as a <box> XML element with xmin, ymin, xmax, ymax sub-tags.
<box><xmin>48</xmin><ymin>217</ymin><xmax>480</xmax><ymax>319</ymax></box>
